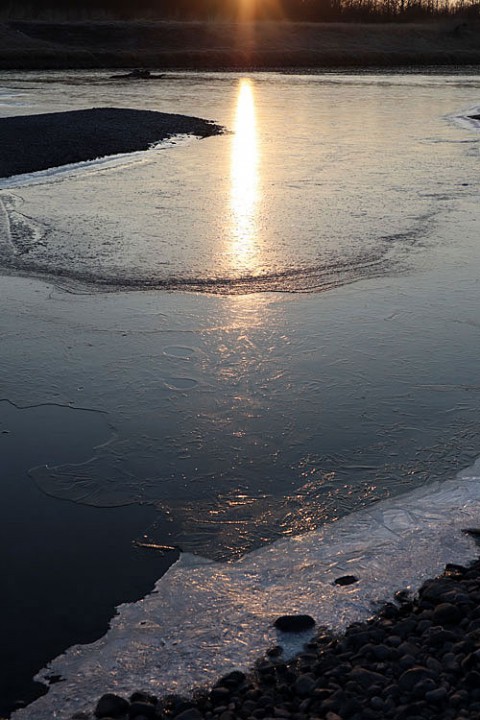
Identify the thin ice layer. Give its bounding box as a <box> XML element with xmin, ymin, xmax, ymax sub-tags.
<box><xmin>14</xmin><ymin>457</ymin><xmax>480</xmax><ymax>720</ymax></box>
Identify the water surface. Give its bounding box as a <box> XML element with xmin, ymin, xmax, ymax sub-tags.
<box><xmin>1</xmin><ymin>69</ymin><xmax>480</xmax><ymax>716</ymax></box>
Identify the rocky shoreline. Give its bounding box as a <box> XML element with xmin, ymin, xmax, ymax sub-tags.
<box><xmin>76</xmin><ymin>555</ymin><xmax>480</xmax><ymax>720</ymax></box>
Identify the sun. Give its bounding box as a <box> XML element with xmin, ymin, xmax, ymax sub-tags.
<box><xmin>235</xmin><ymin>0</ymin><xmax>284</xmax><ymax>21</ymax></box>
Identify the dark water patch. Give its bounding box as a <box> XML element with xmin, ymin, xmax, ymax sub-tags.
<box><xmin>0</xmin><ymin>399</ymin><xmax>178</xmax><ymax>717</ymax></box>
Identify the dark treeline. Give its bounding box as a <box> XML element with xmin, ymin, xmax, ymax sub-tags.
<box><xmin>1</xmin><ymin>0</ymin><xmax>479</xmax><ymax>22</ymax></box>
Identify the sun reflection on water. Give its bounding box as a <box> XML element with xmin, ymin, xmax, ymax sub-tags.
<box><xmin>230</xmin><ymin>78</ymin><xmax>260</xmax><ymax>274</ymax></box>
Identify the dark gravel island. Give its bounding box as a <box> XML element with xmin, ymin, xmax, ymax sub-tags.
<box><xmin>82</xmin><ymin>557</ymin><xmax>480</xmax><ymax>720</ymax></box>
<box><xmin>0</xmin><ymin>108</ymin><xmax>223</xmax><ymax>178</ymax></box>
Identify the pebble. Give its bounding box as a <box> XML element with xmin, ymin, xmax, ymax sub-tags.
<box><xmin>94</xmin><ymin>693</ymin><xmax>130</xmax><ymax>718</ymax></box>
<box><xmin>293</xmin><ymin>675</ymin><xmax>315</xmax><ymax>697</ymax></box>
<box><xmin>175</xmin><ymin>710</ymin><xmax>204</xmax><ymax>720</ymax></box>
<box><xmin>129</xmin><ymin>700</ymin><xmax>156</xmax><ymax>718</ymax></box>
<box><xmin>334</xmin><ymin>575</ymin><xmax>359</xmax><ymax>586</ymax></box>
<box><xmin>433</xmin><ymin>603</ymin><xmax>463</xmax><ymax>625</ymax></box>
<box><xmin>273</xmin><ymin>615</ymin><xmax>316</xmax><ymax>632</ymax></box>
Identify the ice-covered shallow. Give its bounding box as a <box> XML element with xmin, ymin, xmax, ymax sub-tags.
<box><xmin>14</xmin><ymin>457</ymin><xmax>480</xmax><ymax>720</ymax></box>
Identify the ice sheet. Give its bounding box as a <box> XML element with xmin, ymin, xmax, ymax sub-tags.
<box><xmin>0</xmin><ymin>134</ymin><xmax>194</xmax><ymax>191</ymax></box>
<box><xmin>2</xmin><ymin>73</ymin><xmax>479</xmax><ymax>294</ymax></box>
<box><xmin>15</xmin><ymin>457</ymin><xmax>480</xmax><ymax>720</ymax></box>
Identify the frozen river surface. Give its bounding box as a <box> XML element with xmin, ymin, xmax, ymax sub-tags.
<box><xmin>1</xmin><ymin>70</ymin><xmax>480</xmax><ymax>717</ymax></box>
<box><xmin>0</xmin><ymin>70</ymin><xmax>479</xmax><ymax>291</ymax></box>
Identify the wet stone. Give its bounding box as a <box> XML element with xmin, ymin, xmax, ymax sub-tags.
<box><xmin>461</xmin><ymin>651</ymin><xmax>480</xmax><ymax>670</ymax></box>
<box><xmin>130</xmin><ymin>692</ymin><xmax>158</xmax><ymax>705</ymax></box>
<box><xmin>294</xmin><ymin>674</ymin><xmax>316</xmax><ymax>697</ymax></box>
<box><xmin>218</xmin><ymin>712</ymin><xmax>234</xmax><ymax>720</ymax></box>
<box><xmin>397</xmin><ymin>641</ymin><xmax>420</xmax><ymax>657</ymax></box>
<box><xmin>173</xmin><ymin>700</ymin><xmax>196</xmax><ymax>716</ymax></box>
<box><xmin>129</xmin><ymin>701</ymin><xmax>157</xmax><ymax>718</ymax></box>
<box><xmin>333</xmin><ymin>575</ymin><xmax>358</xmax><ymax>586</ymax></box>
<box><xmin>464</xmin><ymin>670</ymin><xmax>480</xmax><ymax>689</ymax></box>
<box><xmin>425</xmin><ymin>626</ymin><xmax>459</xmax><ymax>646</ymax></box>
<box><xmin>175</xmin><ymin>710</ymin><xmax>204</xmax><ymax>720</ymax></box>
<box><xmin>348</xmin><ymin>668</ymin><xmax>386</xmax><ymax>688</ymax></box>
<box><xmin>95</xmin><ymin>694</ymin><xmax>130</xmax><ymax>718</ymax></box>
<box><xmin>412</xmin><ymin>677</ymin><xmax>436</xmax><ymax>698</ymax></box>
<box><xmin>371</xmin><ymin>643</ymin><xmax>395</xmax><ymax>661</ymax></box>
<box><xmin>274</xmin><ymin>615</ymin><xmax>315</xmax><ymax>632</ymax></box>
<box><xmin>398</xmin><ymin>667</ymin><xmax>432</xmax><ymax>692</ymax></box>
<box><xmin>432</xmin><ymin>602</ymin><xmax>463</xmax><ymax>625</ymax></box>
<box><xmin>425</xmin><ymin>687</ymin><xmax>448</xmax><ymax>703</ymax></box>
<box><xmin>241</xmin><ymin>700</ymin><xmax>257</xmax><ymax>714</ymax></box>
<box><xmin>385</xmin><ymin>634</ymin><xmax>402</xmax><ymax>647</ymax></box>
<box><xmin>218</xmin><ymin>671</ymin><xmax>246</xmax><ymax>688</ymax></box>
<box><xmin>266</xmin><ymin>646</ymin><xmax>283</xmax><ymax>658</ymax></box>
<box><xmin>370</xmin><ymin>696</ymin><xmax>384</xmax><ymax>710</ymax></box>
<box><xmin>211</xmin><ymin>687</ymin><xmax>230</xmax><ymax>705</ymax></box>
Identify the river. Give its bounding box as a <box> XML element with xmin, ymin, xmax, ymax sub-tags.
<box><xmin>1</xmin><ymin>69</ymin><xmax>480</xmax><ymax>717</ymax></box>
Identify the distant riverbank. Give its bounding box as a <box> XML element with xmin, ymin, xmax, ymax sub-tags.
<box><xmin>1</xmin><ymin>20</ymin><xmax>480</xmax><ymax>70</ymax></box>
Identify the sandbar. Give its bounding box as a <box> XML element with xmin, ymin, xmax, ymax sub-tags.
<box><xmin>0</xmin><ymin>107</ymin><xmax>222</xmax><ymax>178</ymax></box>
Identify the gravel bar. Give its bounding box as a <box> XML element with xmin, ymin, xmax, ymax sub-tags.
<box><xmin>80</xmin><ymin>556</ymin><xmax>480</xmax><ymax>720</ymax></box>
<box><xmin>0</xmin><ymin>108</ymin><xmax>223</xmax><ymax>178</ymax></box>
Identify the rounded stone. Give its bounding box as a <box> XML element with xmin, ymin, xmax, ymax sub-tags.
<box><xmin>266</xmin><ymin>646</ymin><xmax>283</xmax><ymax>658</ymax></box>
<box><xmin>333</xmin><ymin>575</ymin><xmax>359</xmax><ymax>586</ymax></box>
<box><xmin>425</xmin><ymin>687</ymin><xmax>448</xmax><ymax>703</ymax></box>
<box><xmin>398</xmin><ymin>667</ymin><xmax>432</xmax><ymax>692</ymax></box>
<box><xmin>218</xmin><ymin>671</ymin><xmax>246</xmax><ymax>688</ymax></box>
<box><xmin>130</xmin><ymin>692</ymin><xmax>158</xmax><ymax>705</ymax></box>
<box><xmin>95</xmin><ymin>694</ymin><xmax>130</xmax><ymax>718</ymax></box>
<box><xmin>294</xmin><ymin>674</ymin><xmax>316</xmax><ymax>697</ymax></box>
<box><xmin>211</xmin><ymin>687</ymin><xmax>230</xmax><ymax>705</ymax></box>
<box><xmin>274</xmin><ymin>615</ymin><xmax>315</xmax><ymax>632</ymax></box>
<box><xmin>175</xmin><ymin>710</ymin><xmax>204</xmax><ymax>720</ymax></box>
<box><xmin>464</xmin><ymin>670</ymin><xmax>480</xmax><ymax>689</ymax></box>
<box><xmin>432</xmin><ymin>603</ymin><xmax>463</xmax><ymax>625</ymax></box>
<box><xmin>129</xmin><ymin>701</ymin><xmax>156</xmax><ymax>719</ymax></box>
<box><xmin>370</xmin><ymin>696</ymin><xmax>384</xmax><ymax>710</ymax></box>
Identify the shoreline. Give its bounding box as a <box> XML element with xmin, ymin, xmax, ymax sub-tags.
<box><xmin>27</xmin><ymin>553</ymin><xmax>480</xmax><ymax>720</ymax></box>
<box><xmin>13</xmin><ymin>449</ymin><xmax>480</xmax><ymax>720</ymax></box>
<box><xmin>1</xmin><ymin>20</ymin><xmax>480</xmax><ymax>70</ymax></box>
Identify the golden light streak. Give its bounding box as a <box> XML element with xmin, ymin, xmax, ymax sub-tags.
<box><xmin>230</xmin><ymin>78</ymin><xmax>260</xmax><ymax>274</ymax></box>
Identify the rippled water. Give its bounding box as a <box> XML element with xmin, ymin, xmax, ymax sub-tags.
<box><xmin>2</xmin><ymin>69</ymin><xmax>480</xmax><ymax>717</ymax></box>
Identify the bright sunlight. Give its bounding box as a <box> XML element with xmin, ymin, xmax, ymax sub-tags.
<box><xmin>230</xmin><ymin>78</ymin><xmax>260</xmax><ymax>274</ymax></box>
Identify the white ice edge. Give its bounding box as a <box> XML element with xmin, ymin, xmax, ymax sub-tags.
<box><xmin>449</xmin><ymin>105</ymin><xmax>480</xmax><ymax>131</ymax></box>
<box><xmin>14</xmin><ymin>456</ymin><xmax>480</xmax><ymax>720</ymax></box>
<box><xmin>0</xmin><ymin>134</ymin><xmax>195</xmax><ymax>190</ymax></box>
